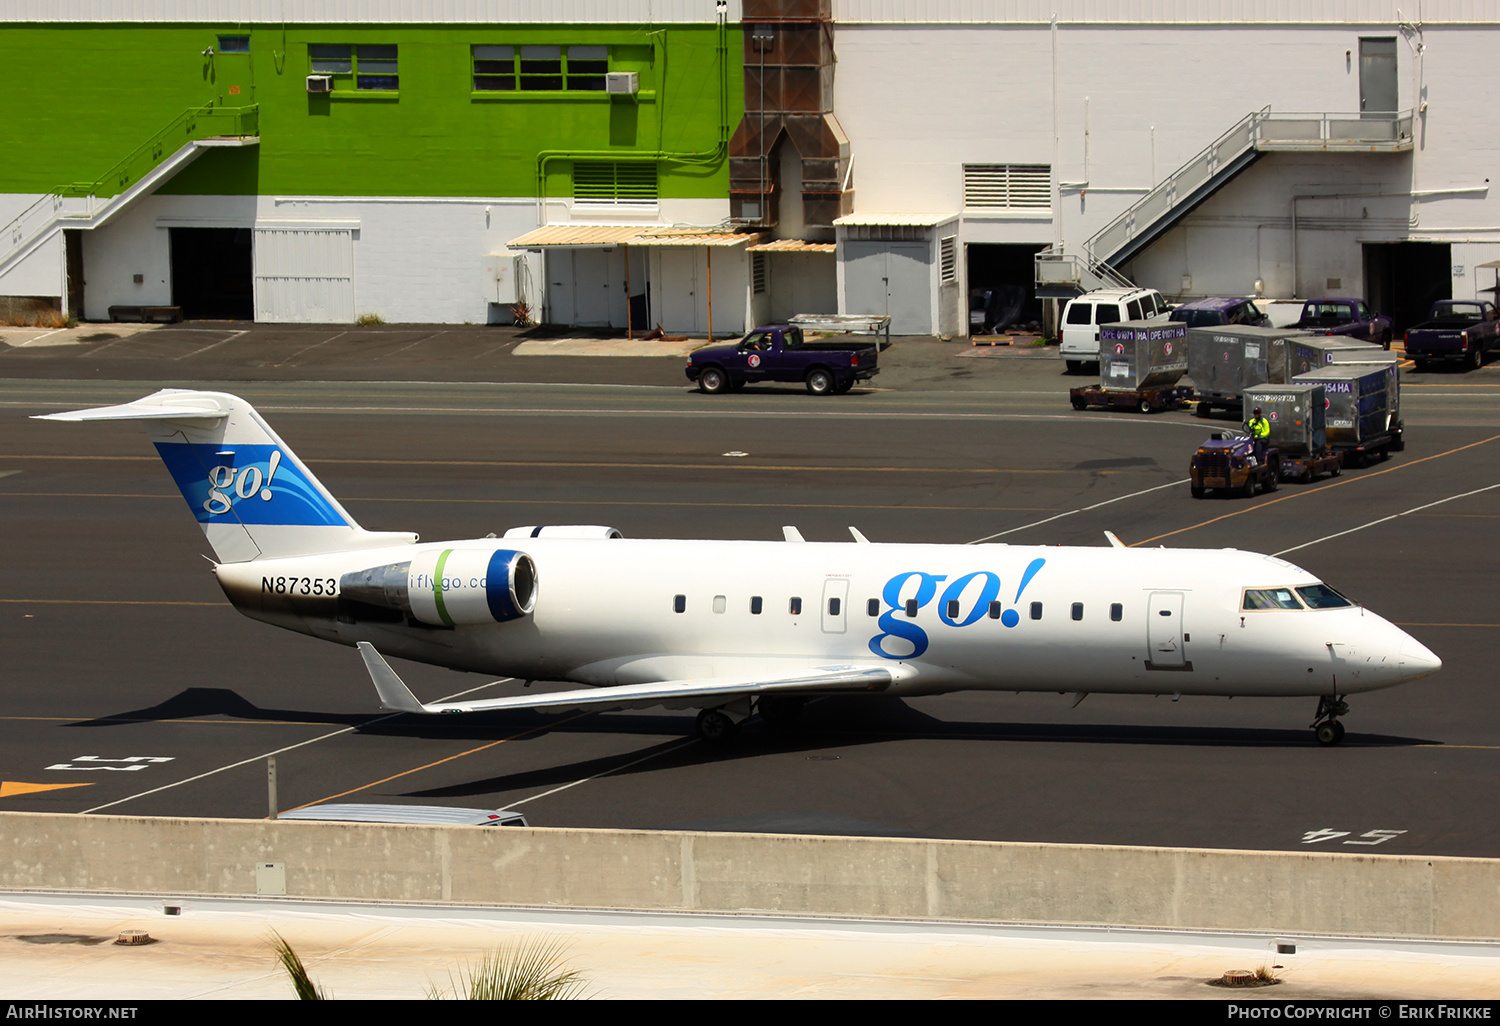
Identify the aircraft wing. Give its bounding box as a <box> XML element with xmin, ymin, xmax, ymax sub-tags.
<box><xmin>357</xmin><ymin>642</ymin><xmax>902</xmax><ymax>716</ymax></box>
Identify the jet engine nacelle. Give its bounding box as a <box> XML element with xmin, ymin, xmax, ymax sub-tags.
<box><xmin>340</xmin><ymin>548</ymin><xmax>537</xmax><ymax>626</ymax></box>
<box><xmin>502</xmin><ymin>525</ymin><xmax>623</xmax><ymax>539</ymax></box>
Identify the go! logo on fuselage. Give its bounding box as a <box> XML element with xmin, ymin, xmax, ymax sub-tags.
<box><xmin>867</xmin><ymin>557</ymin><xmax>1045</xmax><ymax>660</ymax></box>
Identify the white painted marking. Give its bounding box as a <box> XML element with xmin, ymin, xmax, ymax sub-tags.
<box><xmin>968</xmin><ymin>478</ymin><xmax>1190</xmax><ymax>544</ymax></box>
<box><xmin>505</xmin><ymin>739</ymin><xmax>697</xmax><ymax>809</ymax></box>
<box><xmin>1344</xmin><ymin>829</ymin><xmax>1407</xmax><ymax>846</ymax></box>
<box><xmin>174</xmin><ymin>328</ymin><xmax>248</xmax><ymax>360</ymax></box>
<box><xmin>77</xmin><ymin>680</ymin><xmax>515</xmax><ymax>814</ymax></box>
<box><xmin>1275</xmin><ymin>483</ymin><xmax>1500</xmax><ymax>556</ymax></box>
<box><xmin>50</xmin><ymin>756</ymin><xmax>174</xmax><ymax>772</ymax></box>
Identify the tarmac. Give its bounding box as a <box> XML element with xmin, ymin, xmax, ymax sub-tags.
<box><xmin>3</xmin><ymin>319</ymin><xmax>1495</xmax><ymax>1002</ymax></box>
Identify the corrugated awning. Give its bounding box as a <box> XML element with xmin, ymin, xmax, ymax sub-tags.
<box><xmin>508</xmin><ymin>225</ymin><xmax>650</xmax><ymax>248</ymax></box>
<box><xmin>746</xmin><ymin>239</ymin><xmax>837</xmax><ymax>253</ymax></box>
<box><xmin>833</xmin><ymin>211</ymin><xmax>958</xmax><ymax>227</ymax></box>
<box><xmin>509</xmin><ymin>224</ymin><xmax>763</xmax><ymax>249</ymax></box>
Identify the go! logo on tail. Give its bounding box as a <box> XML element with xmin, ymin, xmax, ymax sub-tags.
<box><xmin>204</xmin><ymin>450</ymin><xmax>284</xmax><ymax>515</ymax></box>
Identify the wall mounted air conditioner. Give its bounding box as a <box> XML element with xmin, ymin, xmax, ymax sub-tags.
<box><xmin>605</xmin><ymin>72</ymin><xmax>639</xmax><ymax>95</ymax></box>
<box><xmin>306</xmin><ymin>75</ymin><xmax>333</xmax><ymax>93</ymax></box>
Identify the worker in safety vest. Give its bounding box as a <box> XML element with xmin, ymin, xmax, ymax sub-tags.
<box><xmin>1247</xmin><ymin>406</ymin><xmax>1271</xmax><ymax>462</ymax></box>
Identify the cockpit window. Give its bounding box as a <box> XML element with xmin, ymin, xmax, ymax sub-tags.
<box><xmin>1242</xmin><ymin>588</ymin><xmax>1305</xmax><ymax>611</ymax></box>
<box><xmin>1296</xmin><ymin>584</ymin><xmax>1354</xmax><ymax>609</ymax></box>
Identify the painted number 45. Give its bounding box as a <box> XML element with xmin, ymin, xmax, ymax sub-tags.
<box><xmin>47</xmin><ymin>756</ymin><xmax>175</xmax><ymax>772</ymax></box>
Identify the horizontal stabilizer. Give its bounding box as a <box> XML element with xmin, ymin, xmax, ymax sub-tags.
<box><xmin>35</xmin><ymin>392</ymin><xmax>230</xmax><ymax>422</ymax></box>
<box><xmin>356</xmin><ymin>642</ymin><xmax>901</xmax><ymax>716</ymax></box>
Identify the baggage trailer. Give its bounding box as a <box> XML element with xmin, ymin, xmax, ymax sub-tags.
<box><xmin>1292</xmin><ymin>364</ymin><xmax>1404</xmax><ymax>467</ymax></box>
<box><xmin>1241</xmin><ymin>383</ymin><xmax>1343</xmax><ymax>482</ymax></box>
<box><xmin>1186</xmin><ymin>325</ymin><xmax>1314</xmax><ymax>418</ymax></box>
<box><xmin>1070</xmin><ymin>383</ymin><xmax>1193</xmax><ymax>414</ymax></box>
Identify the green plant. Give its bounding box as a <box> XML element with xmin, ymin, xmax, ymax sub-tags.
<box><xmin>270</xmin><ymin>932</ymin><xmax>328</xmax><ymax>1000</ymax></box>
<box><xmin>432</xmin><ymin>938</ymin><xmax>588</xmax><ymax>1000</ymax></box>
<box><xmin>355</xmin><ymin>312</ymin><xmax>385</xmax><ymax>326</ymax></box>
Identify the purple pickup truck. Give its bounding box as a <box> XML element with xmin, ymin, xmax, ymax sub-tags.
<box><xmin>1292</xmin><ymin>298</ymin><xmax>1394</xmax><ymax>347</ymax></box>
<box><xmin>1403</xmin><ymin>300</ymin><xmax>1500</xmax><ymax>371</ymax></box>
<box><xmin>686</xmin><ymin>324</ymin><xmax>879</xmax><ymax>395</ymax></box>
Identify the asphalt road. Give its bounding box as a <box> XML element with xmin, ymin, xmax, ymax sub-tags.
<box><xmin>3</xmin><ymin>324</ymin><xmax>1499</xmax><ymax>856</ymax></box>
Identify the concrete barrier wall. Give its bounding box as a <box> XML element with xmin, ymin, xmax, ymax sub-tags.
<box><xmin>2</xmin><ymin>811</ymin><xmax>1496</xmax><ymax>939</ymax></box>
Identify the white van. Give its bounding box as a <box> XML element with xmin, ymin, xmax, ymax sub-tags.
<box><xmin>1059</xmin><ymin>287</ymin><xmax>1168</xmax><ymax>373</ymax></box>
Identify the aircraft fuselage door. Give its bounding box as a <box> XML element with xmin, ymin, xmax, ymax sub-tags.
<box><xmin>1147</xmin><ymin>591</ymin><xmax>1186</xmax><ymax>668</ymax></box>
<box><xmin>821</xmin><ymin>578</ymin><xmax>849</xmax><ymax>634</ymax></box>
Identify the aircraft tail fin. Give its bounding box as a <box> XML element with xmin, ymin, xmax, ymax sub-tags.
<box><xmin>37</xmin><ymin>389</ymin><xmax>416</xmax><ymax>563</ymax></box>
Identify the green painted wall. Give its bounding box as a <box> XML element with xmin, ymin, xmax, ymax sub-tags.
<box><xmin>0</xmin><ymin>23</ymin><xmax>738</xmax><ymax>199</ymax></box>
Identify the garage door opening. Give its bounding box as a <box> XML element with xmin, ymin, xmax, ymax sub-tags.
<box><xmin>967</xmin><ymin>243</ymin><xmax>1046</xmax><ymax>335</ymax></box>
<box><xmin>1364</xmin><ymin>242</ymin><xmax>1451</xmax><ymax>334</ymax></box>
<box><xmin>170</xmin><ymin>227</ymin><xmax>253</xmax><ymax>320</ymax></box>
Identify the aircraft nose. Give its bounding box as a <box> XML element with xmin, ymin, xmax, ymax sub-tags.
<box><xmin>1398</xmin><ymin>634</ymin><xmax>1442</xmax><ymax>681</ymax></box>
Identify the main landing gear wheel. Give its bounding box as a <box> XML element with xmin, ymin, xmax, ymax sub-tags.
<box><xmin>696</xmin><ymin>708</ymin><xmax>739</xmax><ymax>743</ymax></box>
<box><xmin>1311</xmin><ymin>695</ymin><xmax>1350</xmax><ymax>746</ymax></box>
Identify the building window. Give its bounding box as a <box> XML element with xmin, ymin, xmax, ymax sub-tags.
<box><xmin>752</xmin><ymin>253</ymin><xmax>768</xmax><ymax>294</ymax></box>
<box><xmin>574</xmin><ymin>162</ymin><xmax>657</xmax><ymax>207</ymax></box>
<box><xmin>477</xmin><ymin>44</ymin><xmax>611</xmax><ymax>92</ymax></box>
<box><xmin>310</xmin><ymin>44</ymin><xmax>398</xmax><ymax>91</ymax></box>
<box><xmin>963</xmin><ymin>164</ymin><xmax>1051</xmax><ymax>209</ymax></box>
<box><xmin>473</xmin><ymin>45</ymin><xmax>516</xmax><ymax>90</ymax></box>
<box><xmin>566</xmin><ymin>45</ymin><xmax>609</xmax><ymax>90</ymax></box>
<box><xmin>940</xmin><ymin>236</ymin><xmax>957</xmax><ymax>285</ymax></box>
<box><xmin>218</xmin><ymin>36</ymin><xmax>250</xmax><ymax>53</ymax></box>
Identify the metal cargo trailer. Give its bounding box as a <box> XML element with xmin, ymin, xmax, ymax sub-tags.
<box><xmin>1293</xmin><ymin>364</ymin><xmax>1400</xmax><ymax>460</ymax></box>
<box><xmin>1286</xmin><ymin>337</ymin><xmax>1383</xmax><ymax>378</ymax></box>
<box><xmin>1098</xmin><ymin>319</ymin><xmax>1188</xmax><ymax>391</ymax></box>
<box><xmin>1185</xmin><ymin>324</ymin><xmax>1312</xmax><ymax>414</ymax></box>
<box><xmin>1242</xmin><ymin>383</ymin><xmax>1326</xmax><ymax>456</ymax></box>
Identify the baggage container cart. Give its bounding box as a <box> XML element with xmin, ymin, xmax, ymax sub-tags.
<box><xmin>1098</xmin><ymin>319</ymin><xmax>1188</xmax><ymax>391</ymax></box>
<box><xmin>1293</xmin><ymin>364</ymin><xmax>1403</xmax><ymax>465</ymax></box>
<box><xmin>1186</xmin><ymin>325</ymin><xmax>1313</xmax><ymax>417</ymax></box>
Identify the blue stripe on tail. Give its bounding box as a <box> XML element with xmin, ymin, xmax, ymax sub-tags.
<box><xmin>154</xmin><ymin>442</ymin><xmax>349</xmax><ymax>527</ymax></box>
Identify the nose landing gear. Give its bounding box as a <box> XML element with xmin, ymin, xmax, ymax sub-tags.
<box><xmin>1311</xmin><ymin>695</ymin><xmax>1349</xmax><ymax>746</ymax></box>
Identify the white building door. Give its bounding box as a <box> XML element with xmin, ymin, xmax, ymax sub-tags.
<box><xmin>253</xmin><ymin>227</ymin><xmax>355</xmax><ymax>323</ymax></box>
<box><xmin>654</xmin><ymin>248</ymin><xmax>700</xmax><ymax>334</ymax></box>
<box><xmin>843</xmin><ymin>241</ymin><xmax>930</xmax><ymax>334</ymax></box>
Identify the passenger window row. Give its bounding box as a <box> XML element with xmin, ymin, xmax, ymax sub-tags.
<box><xmin>672</xmin><ymin>594</ymin><xmax>1127</xmax><ymax>622</ymax></box>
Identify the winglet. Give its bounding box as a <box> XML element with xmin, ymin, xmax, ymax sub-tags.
<box><xmin>1104</xmin><ymin>531</ymin><xmax>1126</xmax><ymax>548</ymax></box>
<box><xmin>848</xmin><ymin>526</ymin><xmax>870</xmax><ymax>543</ymax></box>
<box><xmin>357</xmin><ymin>642</ymin><xmax>438</xmax><ymax>714</ymax></box>
<box><xmin>782</xmin><ymin>526</ymin><xmax>805</xmax><ymax>542</ymax></box>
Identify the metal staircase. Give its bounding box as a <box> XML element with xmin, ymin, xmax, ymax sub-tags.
<box><xmin>1036</xmin><ymin>107</ymin><xmax>1415</xmax><ymax>297</ymax></box>
<box><xmin>0</xmin><ymin>104</ymin><xmax>258</xmax><ymax>282</ymax></box>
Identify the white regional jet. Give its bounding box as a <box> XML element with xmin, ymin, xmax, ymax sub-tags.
<box><xmin>41</xmin><ymin>389</ymin><xmax>1441</xmax><ymax>746</ymax></box>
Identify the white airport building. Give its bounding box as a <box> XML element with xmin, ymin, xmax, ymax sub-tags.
<box><xmin>0</xmin><ymin>1</ymin><xmax>1495</xmax><ymax>336</ymax></box>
